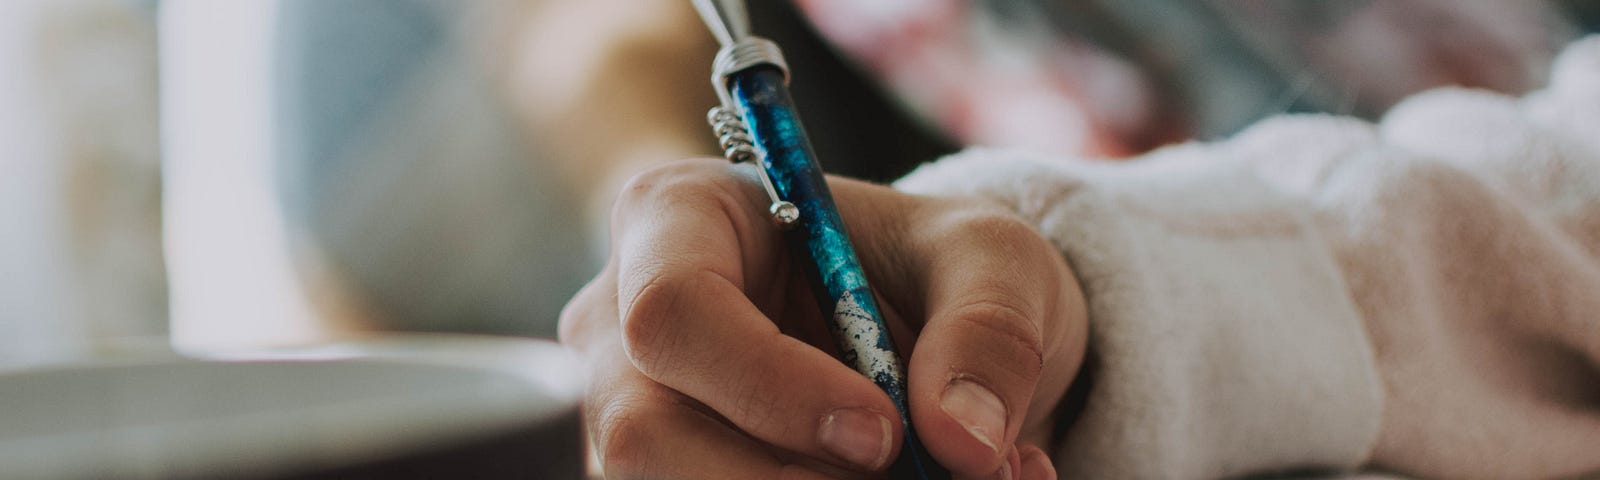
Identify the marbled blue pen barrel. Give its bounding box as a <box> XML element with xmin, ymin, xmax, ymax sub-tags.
<box><xmin>730</xmin><ymin>66</ymin><xmax>949</xmax><ymax>480</ymax></box>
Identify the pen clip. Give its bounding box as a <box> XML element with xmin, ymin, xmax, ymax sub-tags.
<box><xmin>707</xmin><ymin>105</ymin><xmax>800</xmax><ymax>227</ymax></box>
<box><xmin>705</xmin><ymin>37</ymin><xmax>798</xmax><ymax>228</ymax></box>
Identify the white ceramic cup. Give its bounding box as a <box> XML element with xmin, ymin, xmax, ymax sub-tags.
<box><xmin>0</xmin><ymin>334</ymin><xmax>585</xmax><ymax>479</ymax></box>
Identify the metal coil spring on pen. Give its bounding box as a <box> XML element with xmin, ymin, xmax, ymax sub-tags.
<box><xmin>707</xmin><ymin>107</ymin><xmax>758</xmax><ymax>164</ymax></box>
<box><xmin>705</xmin><ymin>37</ymin><xmax>800</xmax><ymax>226</ymax></box>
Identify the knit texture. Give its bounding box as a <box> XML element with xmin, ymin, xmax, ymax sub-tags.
<box><xmin>896</xmin><ymin>37</ymin><xmax>1600</xmax><ymax>479</ymax></box>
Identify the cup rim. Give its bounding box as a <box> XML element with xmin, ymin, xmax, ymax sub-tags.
<box><xmin>0</xmin><ymin>333</ymin><xmax>584</xmax><ymax>480</ymax></box>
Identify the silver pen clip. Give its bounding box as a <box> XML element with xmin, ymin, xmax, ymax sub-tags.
<box><xmin>693</xmin><ymin>0</ymin><xmax>799</xmax><ymax>227</ymax></box>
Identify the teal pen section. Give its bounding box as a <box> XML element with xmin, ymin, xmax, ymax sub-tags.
<box><xmin>731</xmin><ymin>66</ymin><xmax>949</xmax><ymax>480</ymax></box>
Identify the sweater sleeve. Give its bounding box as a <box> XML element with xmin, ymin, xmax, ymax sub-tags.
<box><xmin>893</xmin><ymin>36</ymin><xmax>1600</xmax><ymax>479</ymax></box>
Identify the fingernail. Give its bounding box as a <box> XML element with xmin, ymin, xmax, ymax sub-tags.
<box><xmin>941</xmin><ymin>379</ymin><xmax>1006</xmax><ymax>453</ymax></box>
<box><xmin>818</xmin><ymin>408</ymin><xmax>893</xmax><ymax>470</ymax></box>
<box><xmin>997</xmin><ymin>460</ymin><xmax>1015</xmax><ymax>480</ymax></box>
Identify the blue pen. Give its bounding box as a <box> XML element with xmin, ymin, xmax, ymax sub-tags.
<box><xmin>692</xmin><ymin>2</ymin><xmax>949</xmax><ymax>479</ymax></box>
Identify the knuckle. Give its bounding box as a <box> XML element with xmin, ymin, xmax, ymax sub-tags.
<box><xmin>717</xmin><ymin>345</ymin><xmax>796</xmax><ymax>438</ymax></box>
<box><xmin>922</xmin><ymin>208</ymin><xmax>1044</xmax><ymax>255</ymax></box>
<box><xmin>590</xmin><ymin>392</ymin><xmax>659</xmax><ymax>474</ymax></box>
<box><xmin>959</xmin><ymin>211</ymin><xmax>1041</xmax><ymax>247</ymax></box>
<box><xmin>618</xmin><ymin>274</ymin><xmax>686</xmax><ymax>375</ymax></box>
<box><xmin>948</xmin><ymin>298</ymin><xmax>1046</xmax><ymax>370</ymax></box>
<box><xmin>932</xmin><ymin>208</ymin><xmax>1066</xmax><ymax>293</ymax></box>
<box><xmin>614</xmin><ymin>159</ymin><xmax>737</xmax><ymax>210</ymax></box>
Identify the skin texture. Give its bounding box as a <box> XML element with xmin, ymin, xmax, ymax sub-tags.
<box><xmin>559</xmin><ymin>159</ymin><xmax>1087</xmax><ymax>479</ymax></box>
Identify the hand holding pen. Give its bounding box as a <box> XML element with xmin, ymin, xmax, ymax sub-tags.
<box><xmin>693</xmin><ymin>0</ymin><xmax>946</xmax><ymax>476</ymax></box>
<box><xmin>556</xmin><ymin>2</ymin><xmax>1089</xmax><ymax>479</ymax></box>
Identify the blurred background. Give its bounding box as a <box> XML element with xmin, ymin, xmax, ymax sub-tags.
<box><xmin>2</xmin><ymin>0</ymin><xmax>1596</xmax><ymax>367</ymax></box>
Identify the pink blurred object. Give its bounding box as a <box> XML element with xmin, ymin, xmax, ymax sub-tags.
<box><xmin>796</xmin><ymin>0</ymin><xmax>1572</xmax><ymax>157</ymax></box>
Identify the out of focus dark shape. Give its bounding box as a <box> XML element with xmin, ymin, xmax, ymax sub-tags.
<box><xmin>750</xmin><ymin>0</ymin><xmax>959</xmax><ymax>183</ymax></box>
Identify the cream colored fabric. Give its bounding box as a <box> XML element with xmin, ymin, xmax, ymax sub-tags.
<box><xmin>896</xmin><ymin>37</ymin><xmax>1600</xmax><ymax>479</ymax></box>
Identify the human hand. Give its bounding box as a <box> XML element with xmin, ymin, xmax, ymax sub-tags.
<box><xmin>559</xmin><ymin>159</ymin><xmax>1087</xmax><ymax>479</ymax></box>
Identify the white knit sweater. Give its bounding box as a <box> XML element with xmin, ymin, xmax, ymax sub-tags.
<box><xmin>896</xmin><ymin>37</ymin><xmax>1600</xmax><ymax>480</ymax></box>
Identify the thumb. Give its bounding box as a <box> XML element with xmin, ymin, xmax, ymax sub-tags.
<box><xmin>901</xmin><ymin>211</ymin><xmax>1084</xmax><ymax>478</ymax></box>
